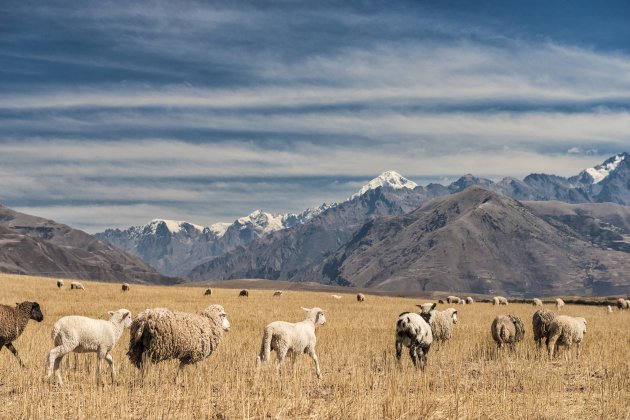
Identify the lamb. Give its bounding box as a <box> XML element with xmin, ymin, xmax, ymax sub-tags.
<box><xmin>616</xmin><ymin>298</ymin><xmax>628</xmax><ymax>310</ymax></box>
<box><xmin>204</xmin><ymin>288</ymin><xmax>213</xmax><ymax>296</ymax></box>
<box><xmin>532</xmin><ymin>309</ymin><xmax>556</xmax><ymax>348</ymax></box>
<box><xmin>446</xmin><ymin>296</ymin><xmax>460</xmax><ymax>304</ymax></box>
<box><xmin>45</xmin><ymin>309</ymin><xmax>131</xmax><ymax>385</ymax></box>
<box><xmin>56</xmin><ymin>279</ymin><xmax>64</xmax><ymax>289</ymax></box>
<box><xmin>70</xmin><ymin>282</ymin><xmax>85</xmax><ymax>290</ymax></box>
<box><xmin>0</xmin><ymin>301</ymin><xmax>44</xmax><ymax>367</ymax></box>
<box><xmin>257</xmin><ymin>307</ymin><xmax>326</xmax><ymax>379</ymax></box>
<box><xmin>555</xmin><ymin>298</ymin><xmax>565</xmax><ymax>311</ymax></box>
<box><xmin>239</xmin><ymin>289</ymin><xmax>249</xmax><ymax>297</ymax></box>
<box><xmin>122</xmin><ymin>283</ymin><xmax>130</xmax><ymax>292</ymax></box>
<box><xmin>395</xmin><ymin>305</ymin><xmax>434</xmax><ymax>368</ymax></box>
<box><xmin>273</xmin><ymin>290</ymin><xmax>283</xmax><ymax>297</ymax></box>
<box><xmin>532</xmin><ymin>298</ymin><xmax>543</xmax><ymax>306</ymax></box>
<box><xmin>127</xmin><ymin>304</ymin><xmax>230</xmax><ymax>383</ymax></box>
<box><xmin>465</xmin><ymin>297</ymin><xmax>474</xmax><ymax>305</ymax></box>
<box><xmin>491</xmin><ymin>315</ymin><xmax>524</xmax><ymax>349</ymax></box>
<box><xmin>547</xmin><ymin>315</ymin><xmax>587</xmax><ymax>359</ymax></box>
<box><xmin>357</xmin><ymin>293</ymin><xmax>365</xmax><ymax>302</ymax></box>
<box><xmin>492</xmin><ymin>296</ymin><xmax>508</xmax><ymax>305</ymax></box>
<box><xmin>417</xmin><ymin>304</ymin><xmax>457</xmax><ymax>343</ymax></box>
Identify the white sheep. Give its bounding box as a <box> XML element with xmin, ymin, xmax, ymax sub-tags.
<box><xmin>417</xmin><ymin>304</ymin><xmax>457</xmax><ymax>344</ymax></box>
<box><xmin>492</xmin><ymin>296</ymin><xmax>508</xmax><ymax>305</ymax></box>
<box><xmin>555</xmin><ymin>298</ymin><xmax>565</xmax><ymax>311</ymax></box>
<box><xmin>56</xmin><ymin>279</ymin><xmax>64</xmax><ymax>289</ymax></box>
<box><xmin>331</xmin><ymin>295</ymin><xmax>342</xmax><ymax>300</ymax></box>
<box><xmin>70</xmin><ymin>282</ymin><xmax>85</xmax><ymax>290</ymax></box>
<box><xmin>257</xmin><ymin>307</ymin><xmax>326</xmax><ymax>379</ymax></box>
<box><xmin>532</xmin><ymin>298</ymin><xmax>543</xmax><ymax>306</ymax></box>
<box><xmin>547</xmin><ymin>315</ymin><xmax>587</xmax><ymax>359</ymax></box>
<box><xmin>45</xmin><ymin>309</ymin><xmax>131</xmax><ymax>385</ymax></box>
<box><xmin>395</xmin><ymin>306</ymin><xmax>434</xmax><ymax>368</ymax></box>
<box><xmin>491</xmin><ymin>315</ymin><xmax>524</xmax><ymax>349</ymax></box>
<box><xmin>446</xmin><ymin>296</ymin><xmax>461</xmax><ymax>304</ymax></box>
<box><xmin>357</xmin><ymin>293</ymin><xmax>365</xmax><ymax>302</ymax></box>
<box><xmin>465</xmin><ymin>297</ymin><xmax>474</xmax><ymax>305</ymax></box>
<box><xmin>122</xmin><ymin>283</ymin><xmax>130</xmax><ymax>292</ymax></box>
<box><xmin>616</xmin><ymin>298</ymin><xmax>628</xmax><ymax>310</ymax></box>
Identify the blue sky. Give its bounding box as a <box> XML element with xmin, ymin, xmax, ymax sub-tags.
<box><xmin>1</xmin><ymin>0</ymin><xmax>629</xmax><ymax>232</ymax></box>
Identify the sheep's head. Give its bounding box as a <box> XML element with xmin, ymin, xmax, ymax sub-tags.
<box><xmin>449</xmin><ymin>309</ymin><xmax>458</xmax><ymax>324</ymax></box>
<box><xmin>302</xmin><ymin>307</ymin><xmax>326</xmax><ymax>326</ymax></box>
<box><xmin>109</xmin><ymin>309</ymin><xmax>132</xmax><ymax>328</ymax></box>
<box><xmin>577</xmin><ymin>317</ymin><xmax>587</xmax><ymax>334</ymax></box>
<box><xmin>18</xmin><ymin>301</ymin><xmax>43</xmax><ymax>322</ymax></box>
<box><xmin>201</xmin><ymin>304</ymin><xmax>230</xmax><ymax>331</ymax></box>
<box><xmin>416</xmin><ymin>303</ymin><xmax>436</xmax><ymax>324</ymax></box>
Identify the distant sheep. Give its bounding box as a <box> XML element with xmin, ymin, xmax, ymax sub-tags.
<box><xmin>273</xmin><ymin>290</ymin><xmax>283</xmax><ymax>297</ymax></box>
<box><xmin>45</xmin><ymin>309</ymin><xmax>131</xmax><ymax>385</ymax></box>
<box><xmin>357</xmin><ymin>293</ymin><xmax>365</xmax><ymax>302</ymax></box>
<box><xmin>493</xmin><ymin>296</ymin><xmax>508</xmax><ymax>305</ymax></box>
<box><xmin>239</xmin><ymin>290</ymin><xmax>249</xmax><ymax>297</ymax></box>
<box><xmin>532</xmin><ymin>309</ymin><xmax>556</xmax><ymax>348</ymax></box>
<box><xmin>0</xmin><ymin>301</ymin><xmax>44</xmax><ymax>367</ymax></box>
<box><xmin>70</xmin><ymin>282</ymin><xmax>85</xmax><ymax>290</ymax></box>
<box><xmin>438</xmin><ymin>299</ymin><xmax>444</xmax><ymax>304</ymax></box>
<box><xmin>616</xmin><ymin>298</ymin><xmax>628</xmax><ymax>310</ymax></box>
<box><xmin>331</xmin><ymin>295</ymin><xmax>342</xmax><ymax>300</ymax></box>
<box><xmin>127</xmin><ymin>304</ymin><xmax>230</xmax><ymax>383</ymax></box>
<box><xmin>465</xmin><ymin>297</ymin><xmax>474</xmax><ymax>305</ymax></box>
<box><xmin>122</xmin><ymin>283</ymin><xmax>130</xmax><ymax>292</ymax></box>
<box><xmin>204</xmin><ymin>288</ymin><xmax>212</xmax><ymax>296</ymax></box>
<box><xmin>607</xmin><ymin>305</ymin><xmax>613</xmax><ymax>314</ymax></box>
<box><xmin>446</xmin><ymin>296</ymin><xmax>461</xmax><ymax>304</ymax></box>
<box><xmin>491</xmin><ymin>315</ymin><xmax>524</xmax><ymax>349</ymax></box>
<box><xmin>626</xmin><ymin>300</ymin><xmax>630</xmax><ymax>309</ymax></box>
<box><xmin>547</xmin><ymin>315</ymin><xmax>587</xmax><ymax>359</ymax></box>
<box><xmin>56</xmin><ymin>279</ymin><xmax>64</xmax><ymax>289</ymax></box>
<box><xmin>532</xmin><ymin>298</ymin><xmax>543</xmax><ymax>306</ymax></box>
<box><xmin>257</xmin><ymin>307</ymin><xmax>326</xmax><ymax>379</ymax></box>
<box><xmin>555</xmin><ymin>298</ymin><xmax>565</xmax><ymax>311</ymax></box>
<box><xmin>396</xmin><ymin>305</ymin><xmax>434</xmax><ymax>368</ymax></box>
<box><xmin>418</xmin><ymin>304</ymin><xmax>457</xmax><ymax>343</ymax></box>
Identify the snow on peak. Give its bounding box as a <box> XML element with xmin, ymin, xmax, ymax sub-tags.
<box><xmin>147</xmin><ymin>219</ymin><xmax>204</xmax><ymax>234</ymax></box>
<box><xmin>237</xmin><ymin>209</ymin><xmax>287</xmax><ymax>234</ymax></box>
<box><xmin>584</xmin><ymin>154</ymin><xmax>626</xmax><ymax>184</ymax></box>
<box><xmin>351</xmin><ymin>170</ymin><xmax>417</xmax><ymax>199</ymax></box>
<box><xmin>207</xmin><ymin>222</ymin><xmax>231</xmax><ymax>238</ymax></box>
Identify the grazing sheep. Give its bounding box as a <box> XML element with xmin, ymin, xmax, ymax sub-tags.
<box><xmin>532</xmin><ymin>298</ymin><xmax>543</xmax><ymax>306</ymax></box>
<box><xmin>257</xmin><ymin>307</ymin><xmax>326</xmax><ymax>379</ymax></box>
<box><xmin>127</xmin><ymin>304</ymin><xmax>230</xmax><ymax>383</ymax></box>
<box><xmin>465</xmin><ymin>297</ymin><xmax>474</xmax><ymax>305</ymax></box>
<box><xmin>417</xmin><ymin>304</ymin><xmax>457</xmax><ymax>343</ymax></box>
<box><xmin>493</xmin><ymin>296</ymin><xmax>508</xmax><ymax>305</ymax></box>
<box><xmin>56</xmin><ymin>279</ymin><xmax>64</xmax><ymax>289</ymax></box>
<box><xmin>70</xmin><ymin>282</ymin><xmax>85</xmax><ymax>290</ymax></box>
<box><xmin>438</xmin><ymin>299</ymin><xmax>444</xmax><ymax>304</ymax></box>
<box><xmin>547</xmin><ymin>315</ymin><xmax>587</xmax><ymax>359</ymax></box>
<box><xmin>446</xmin><ymin>296</ymin><xmax>460</xmax><ymax>304</ymax></box>
<box><xmin>273</xmin><ymin>290</ymin><xmax>283</xmax><ymax>297</ymax></box>
<box><xmin>0</xmin><ymin>302</ymin><xmax>44</xmax><ymax>367</ymax></box>
<box><xmin>555</xmin><ymin>298</ymin><xmax>565</xmax><ymax>311</ymax></box>
<box><xmin>45</xmin><ymin>309</ymin><xmax>131</xmax><ymax>385</ymax></box>
<box><xmin>238</xmin><ymin>289</ymin><xmax>249</xmax><ymax>297</ymax></box>
<box><xmin>331</xmin><ymin>295</ymin><xmax>342</xmax><ymax>299</ymax></box>
<box><xmin>204</xmin><ymin>288</ymin><xmax>212</xmax><ymax>296</ymax></box>
<box><xmin>607</xmin><ymin>305</ymin><xmax>613</xmax><ymax>314</ymax></box>
<box><xmin>616</xmin><ymin>298</ymin><xmax>628</xmax><ymax>310</ymax></box>
<box><xmin>532</xmin><ymin>309</ymin><xmax>556</xmax><ymax>348</ymax></box>
<box><xmin>357</xmin><ymin>293</ymin><xmax>365</xmax><ymax>302</ymax></box>
<box><xmin>122</xmin><ymin>283</ymin><xmax>130</xmax><ymax>292</ymax></box>
<box><xmin>395</xmin><ymin>306</ymin><xmax>434</xmax><ymax>368</ymax></box>
<box><xmin>491</xmin><ymin>315</ymin><xmax>524</xmax><ymax>349</ymax></box>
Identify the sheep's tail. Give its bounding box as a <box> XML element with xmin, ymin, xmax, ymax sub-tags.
<box><xmin>127</xmin><ymin>317</ymin><xmax>149</xmax><ymax>369</ymax></box>
<box><xmin>257</xmin><ymin>326</ymin><xmax>273</xmax><ymax>363</ymax></box>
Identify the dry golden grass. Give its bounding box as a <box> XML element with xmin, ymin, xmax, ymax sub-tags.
<box><xmin>1</xmin><ymin>274</ymin><xmax>630</xmax><ymax>419</ymax></box>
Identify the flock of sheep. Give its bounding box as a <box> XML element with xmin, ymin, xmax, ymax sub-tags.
<box><xmin>0</xmin><ymin>283</ymin><xmax>624</xmax><ymax>385</ymax></box>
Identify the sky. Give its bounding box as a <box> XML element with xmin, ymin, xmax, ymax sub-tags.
<box><xmin>1</xmin><ymin>0</ymin><xmax>630</xmax><ymax>232</ymax></box>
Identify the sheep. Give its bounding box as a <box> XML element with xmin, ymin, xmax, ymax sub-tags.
<box><xmin>438</xmin><ymin>299</ymin><xmax>444</xmax><ymax>304</ymax></box>
<box><xmin>607</xmin><ymin>305</ymin><xmax>613</xmax><ymax>314</ymax></box>
<box><xmin>127</xmin><ymin>304</ymin><xmax>230</xmax><ymax>383</ymax></box>
<box><xmin>465</xmin><ymin>297</ymin><xmax>474</xmax><ymax>305</ymax></box>
<box><xmin>626</xmin><ymin>300</ymin><xmax>630</xmax><ymax>309</ymax></box>
<box><xmin>491</xmin><ymin>315</ymin><xmax>524</xmax><ymax>349</ymax></box>
<box><xmin>45</xmin><ymin>309</ymin><xmax>131</xmax><ymax>385</ymax></box>
<box><xmin>417</xmin><ymin>304</ymin><xmax>457</xmax><ymax>343</ymax></box>
<box><xmin>331</xmin><ymin>295</ymin><xmax>342</xmax><ymax>299</ymax></box>
<box><xmin>273</xmin><ymin>290</ymin><xmax>283</xmax><ymax>297</ymax></box>
<box><xmin>122</xmin><ymin>283</ymin><xmax>130</xmax><ymax>292</ymax></box>
<box><xmin>615</xmin><ymin>298</ymin><xmax>628</xmax><ymax>310</ymax></box>
<box><xmin>204</xmin><ymin>288</ymin><xmax>213</xmax><ymax>296</ymax></box>
<box><xmin>395</xmin><ymin>305</ymin><xmax>434</xmax><ymax>368</ymax></box>
<box><xmin>532</xmin><ymin>298</ymin><xmax>543</xmax><ymax>306</ymax></box>
<box><xmin>56</xmin><ymin>279</ymin><xmax>64</xmax><ymax>289</ymax></box>
<box><xmin>459</xmin><ymin>300</ymin><xmax>466</xmax><ymax>305</ymax></box>
<box><xmin>0</xmin><ymin>301</ymin><xmax>44</xmax><ymax>367</ymax></box>
<box><xmin>70</xmin><ymin>282</ymin><xmax>85</xmax><ymax>290</ymax></box>
<box><xmin>532</xmin><ymin>309</ymin><xmax>556</xmax><ymax>348</ymax></box>
<box><xmin>555</xmin><ymin>298</ymin><xmax>565</xmax><ymax>311</ymax></box>
<box><xmin>547</xmin><ymin>315</ymin><xmax>587</xmax><ymax>359</ymax></box>
<box><xmin>239</xmin><ymin>289</ymin><xmax>249</xmax><ymax>297</ymax></box>
<box><xmin>446</xmin><ymin>296</ymin><xmax>460</xmax><ymax>304</ymax></box>
<box><xmin>493</xmin><ymin>296</ymin><xmax>508</xmax><ymax>305</ymax></box>
<box><xmin>357</xmin><ymin>293</ymin><xmax>365</xmax><ymax>302</ymax></box>
<box><xmin>257</xmin><ymin>307</ymin><xmax>326</xmax><ymax>379</ymax></box>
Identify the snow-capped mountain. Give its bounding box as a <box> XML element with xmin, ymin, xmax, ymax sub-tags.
<box><xmin>582</xmin><ymin>153</ymin><xmax>627</xmax><ymax>184</ymax></box>
<box><xmin>350</xmin><ymin>170</ymin><xmax>418</xmax><ymax>199</ymax></box>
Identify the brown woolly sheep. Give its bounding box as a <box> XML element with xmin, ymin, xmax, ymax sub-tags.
<box><xmin>0</xmin><ymin>301</ymin><xmax>44</xmax><ymax>367</ymax></box>
<box><xmin>204</xmin><ymin>288</ymin><xmax>212</xmax><ymax>296</ymax></box>
<box><xmin>532</xmin><ymin>309</ymin><xmax>556</xmax><ymax>348</ymax></box>
<box><xmin>239</xmin><ymin>289</ymin><xmax>249</xmax><ymax>297</ymax></box>
<box><xmin>491</xmin><ymin>315</ymin><xmax>524</xmax><ymax>349</ymax></box>
<box><xmin>122</xmin><ymin>283</ymin><xmax>130</xmax><ymax>292</ymax></box>
<box><xmin>357</xmin><ymin>293</ymin><xmax>365</xmax><ymax>302</ymax></box>
<box><xmin>273</xmin><ymin>290</ymin><xmax>283</xmax><ymax>297</ymax></box>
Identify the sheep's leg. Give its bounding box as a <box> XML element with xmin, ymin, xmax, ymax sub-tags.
<box><xmin>96</xmin><ymin>350</ymin><xmax>107</xmax><ymax>386</ymax></box>
<box><xmin>105</xmin><ymin>353</ymin><xmax>116</xmax><ymax>385</ymax></box>
<box><xmin>307</xmin><ymin>348</ymin><xmax>322</xmax><ymax>379</ymax></box>
<box><xmin>408</xmin><ymin>345</ymin><xmax>418</xmax><ymax>367</ymax></box>
<box><xmin>46</xmin><ymin>345</ymin><xmax>69</xmax><ymax>380</ymax></box>
<box><xmin>547</xmin><ymin>335</ymin><xmax>558</xmax><ymax>359</ymax></box>
<box><xmin>395</xmin><ymin>340</ymin><xmax>403</xmax><ymax>362</ymax></box>
<box><xmin>174</xmin><ymin>361</ymin><xmax>187</xmax><ymax>385</ymax></box>
<box><xmin>576</xmin><ymin>343</ymin><xmax>581</xmax><ymax>359</ymax></box>
<box><xmin>53</xmin><ymin>354</ymin><xmax>64</xmax><ymax>385</ymax></box>
<box><xmin>4</xmin><ymin>343</ymin><xmax>25</xmax><ymax>368</ymax></box>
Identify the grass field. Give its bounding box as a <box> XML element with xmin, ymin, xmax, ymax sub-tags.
<box><xmin>1</xmin><ymin>274</ymin><xmax>629</xmax><ymax>419</ymax></box>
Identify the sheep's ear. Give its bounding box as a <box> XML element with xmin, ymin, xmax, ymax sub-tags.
<box><xmin>108</xmin><ymin>311</ymin><xmax>114</xmax><ymax>317</ymax></box>
<box><xmin>123</xmin><ymin>311</ymin><xmax>130</xmax><ymax>318</ymax></box>
<box><xmin>431</xmin><ymin>303</ymin><xmax>437</xmax><ymax>310</ymax></box>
